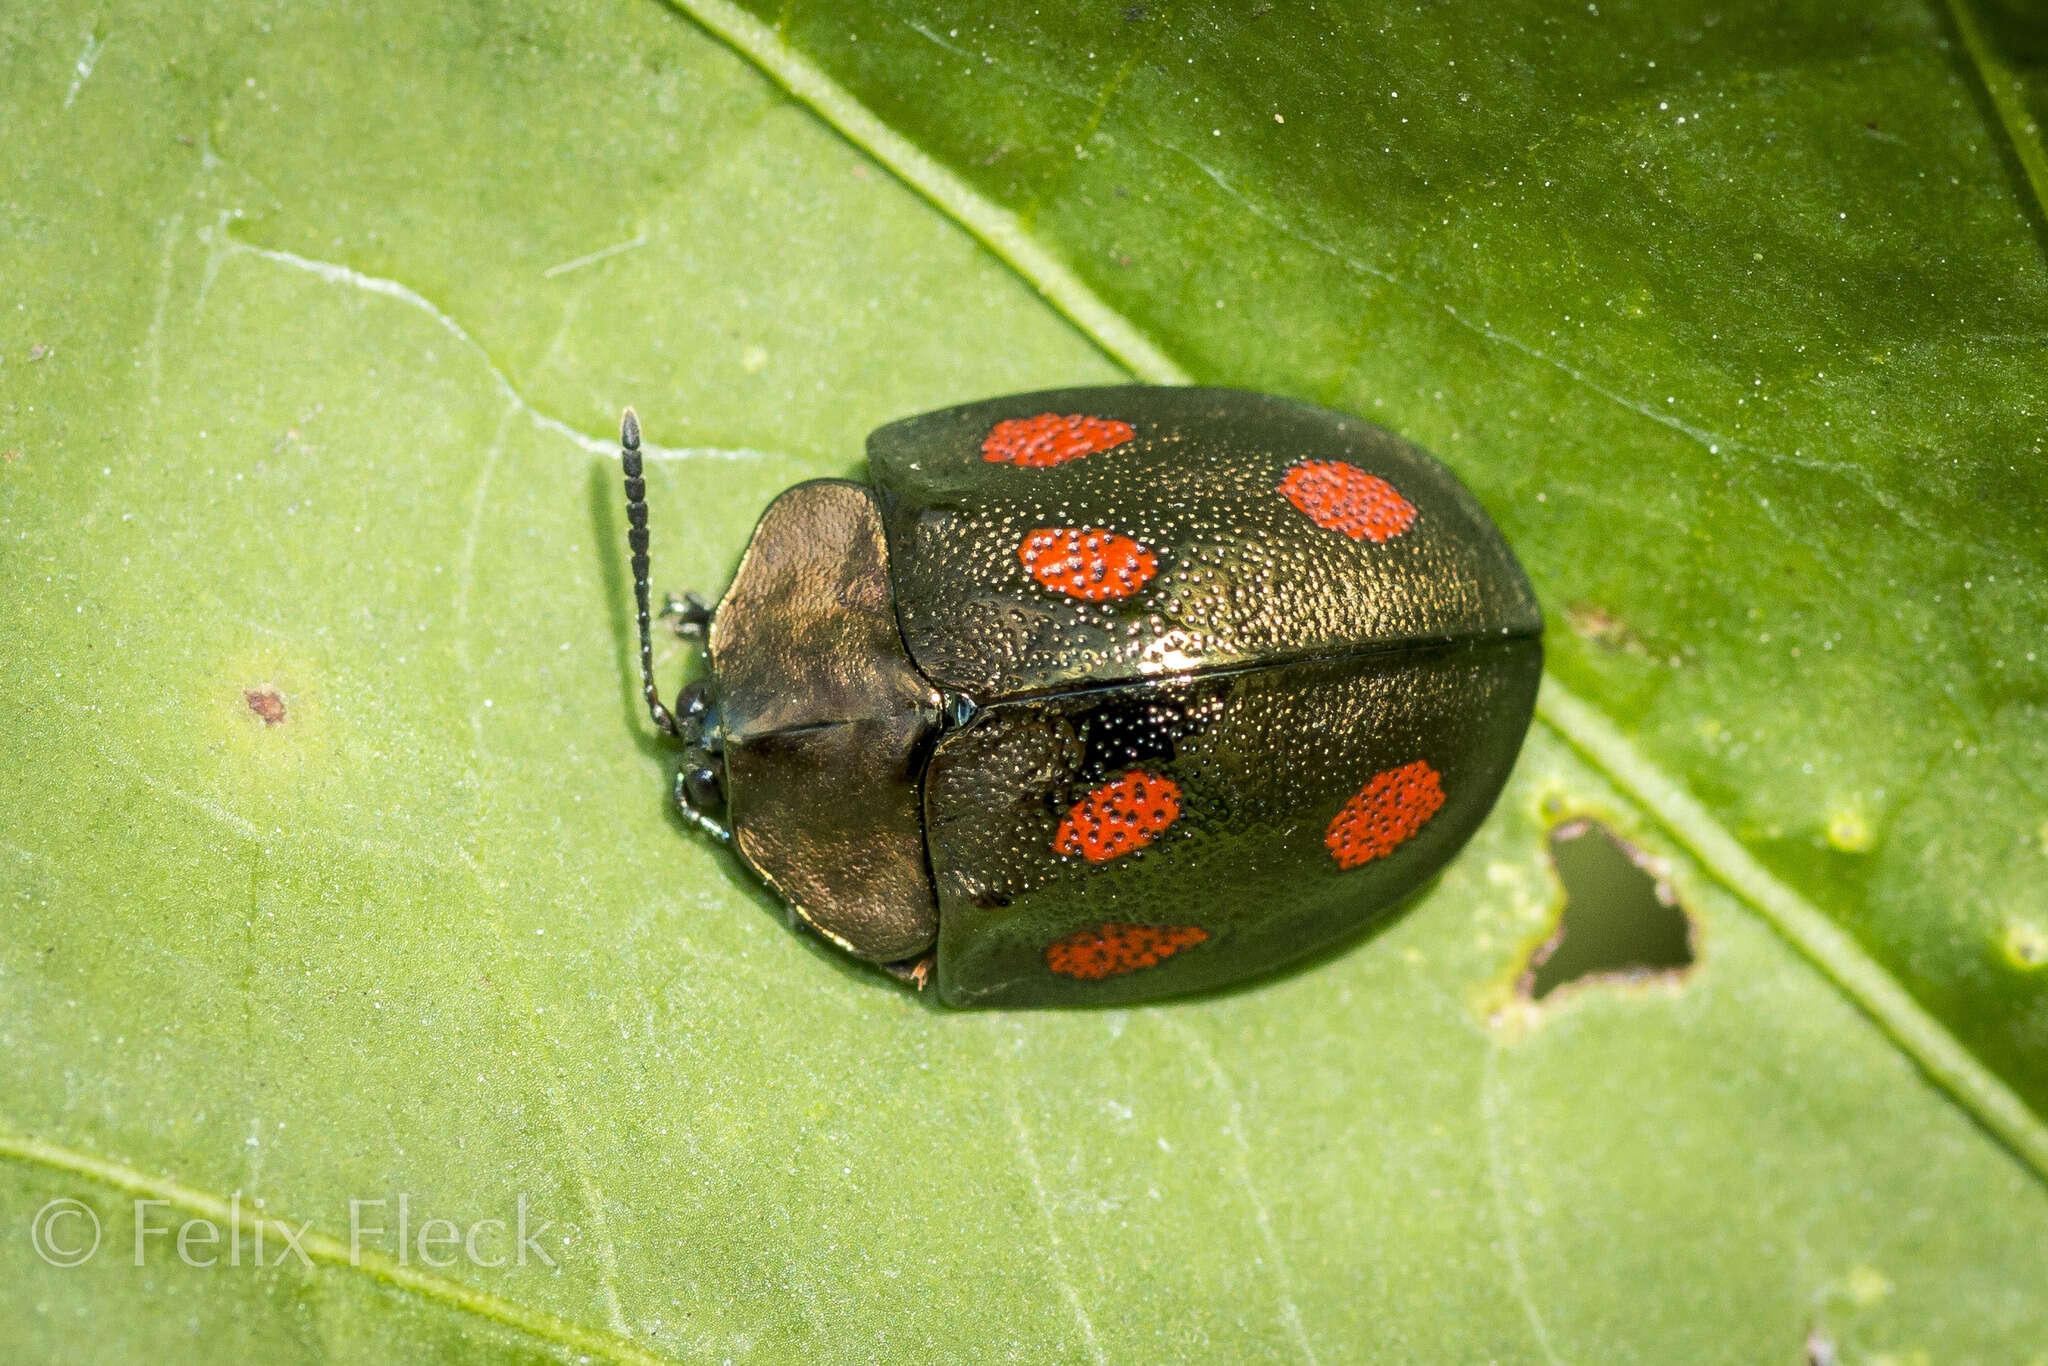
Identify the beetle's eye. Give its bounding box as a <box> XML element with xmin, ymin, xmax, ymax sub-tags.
<box><xmin>944</xmin><ymin>693</ymin><xmax>979</xmax><ymax>729</ymax></box>
<box><xmin>675</xmin><ymin>679</ymin><xmax>714</xmax><ymax>721</ymax></box>
<box><xmin>683</xmin><ymin>764</ymin><xmax>726</xmax><ymax>813</ymax></box>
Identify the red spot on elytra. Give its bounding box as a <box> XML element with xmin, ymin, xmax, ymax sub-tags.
<box><xmin>1046</xmin><ymin>923</ymin><xmax>1209</xmax><ymax>980</ymax></box>
<box><xmin>1280</xmin><ymin>460</ymin><xmax>1417</xmax><ymax>542</ymax></box>
<box><xmin>982</xmin><ymin>413</ymin><xmax>1136</xmax><ymax>467</ymax></box>
<box><xmin>1054</xmin><ymin>770</ymin><xmax>1183</xmax><ymax>862</ymax></box>
<box><xmin>1018</xmin><ymin>526</ymin><xmax>1158</xmax><ymax>601</ymax></box>
<box><xmin>1325</xmin><ymin>760</ymin><xmax>1445</xmax><ymax>869</ymax></box>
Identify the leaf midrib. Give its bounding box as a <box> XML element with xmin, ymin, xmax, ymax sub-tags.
<box><xmin>659</xmin><ymin>0</ymin><xmax>2048</xmax><ymax>1185</ymax></box>
<box><xmin>1947</xmin><ymin>0</ymin><xmax>2048</xmax><ymax>228</ymax></box>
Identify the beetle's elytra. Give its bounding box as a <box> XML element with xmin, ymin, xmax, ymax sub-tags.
<box><xmin>619</xmin><ymin>386</ymin><xmax>1542</xmax><ymax>1007</ymax></box>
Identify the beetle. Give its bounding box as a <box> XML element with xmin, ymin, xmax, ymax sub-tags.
<box><xmin>619</xmin><ymin>386</ymin><xmax>1541</xmax><ymax>1007</ymax></box>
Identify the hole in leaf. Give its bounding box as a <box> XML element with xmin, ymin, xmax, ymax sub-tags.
<box><xmin>1523</xmin><ymin>819</ymin><xmax>1694</xmax><ymax>1001</ymax></box>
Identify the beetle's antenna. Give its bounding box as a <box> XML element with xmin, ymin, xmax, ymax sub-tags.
<box><xmin>620</xmin><ymin>407</ymin><xmax>680</xmax><ymax>738</ymax></box>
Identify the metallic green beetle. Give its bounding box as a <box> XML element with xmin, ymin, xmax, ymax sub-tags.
<box><xmin>620</xmin><ymin>386</ymin><xmax>1541</xmax><ymax>1007</ymax></box>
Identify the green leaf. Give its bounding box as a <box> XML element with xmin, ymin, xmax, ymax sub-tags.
<box><xmin>3</xmin><ymin>2</ymin><xmax>2045</xmax><ymax>1363</ymax></box>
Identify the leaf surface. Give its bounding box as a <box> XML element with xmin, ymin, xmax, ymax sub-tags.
<box><xmin>3</xmin><ymin>1</ymin><xmax>2046</xmax><ymax>1362</ymax></box>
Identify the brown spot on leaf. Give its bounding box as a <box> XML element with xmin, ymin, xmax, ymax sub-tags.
<box><xmin>1564</xmin><ymin>601</ymin><xmax>1643</xmax><ymax>653</ymax></box>
<box><xmin>244</xmin><ymin>686</ymin><xmax>288</xmax><ymax>726</ymax></box>
<box><xmin>1563</xmin><ymin>601</ymin><xmax>1684</xmax><ymax>666</ymax></box>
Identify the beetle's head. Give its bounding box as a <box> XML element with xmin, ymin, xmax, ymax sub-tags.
<box><xmin>620</xmin><ymin>410</ymin><xmax>938</xmax><ymax>964</ymax></box>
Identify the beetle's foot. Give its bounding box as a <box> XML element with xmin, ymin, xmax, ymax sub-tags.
<box><xmin>672</xmin><ymin>769</ymin><xmax>732</xmax><ymax>844</ymax></box>
<box><xmin>881</xmin><ymin>954</ymin><xmax>935</xmax><ymax>992</ymax></box>
<box><xmin>662</xmin><ymin>590</ymin><xmax>714</xmax><ymax>639</ymax></box>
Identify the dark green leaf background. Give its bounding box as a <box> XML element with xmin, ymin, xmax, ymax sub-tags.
<box><xmin>4</xmin><ymin>0</ymin><xmax>2045</xmax><ymax>1361</ymax></box>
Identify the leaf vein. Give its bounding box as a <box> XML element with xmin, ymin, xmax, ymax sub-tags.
<box><xmin>205</xmin><ymin>228</ymin><xmax>766</xmax><ymax>466</ymax></box>
<box><xmin>1481</xmin><ymin>1043</ymin><xmax>1568</xmax><ymax>1366</ymax></box>
<box><xmin>1164</xmin><ymin>1018</ymin><xmax>1323</xmax><ymax>1366</ymax></box>
<box><xmin>1006</xmin><ymin>1100</ymin><xmax>1109</xmax><ymax>1366</ymax></box>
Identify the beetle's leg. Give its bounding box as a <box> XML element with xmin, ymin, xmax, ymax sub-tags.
<box><xmin>619</xmin><ymin>408</ymin><xmax>681</xmax><ymax>738</ymax></box>
<box><xmin>672</xmin><ymin>768</ymin><xmax>733</xmax><ymax>844</ymax></box>
<box><xmin>661</xmin><ymin>590</ymin><xmax>714</xmax><ymax>640</ymax></box>
<box><xmin>881</xmin><ymin>954</ymin><xmax>935</xmax><ymax>992</ymax></box>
